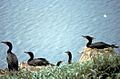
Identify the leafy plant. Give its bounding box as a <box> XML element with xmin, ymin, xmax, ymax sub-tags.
<box><xmin>1</xmin><ymin>53</ymin><xmax>120</xmax><ymax>79</ymax></box>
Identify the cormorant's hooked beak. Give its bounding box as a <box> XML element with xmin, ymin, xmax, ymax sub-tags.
<box><xmin>65</xmin><ymin>51</ymin><xmax>69</xmax><ymax>54</ymax></box>
<box><xmin>24</xmin><ymin>52</ymin><xmax>28</xmax><ymax>54</ymax></box>
<box><xmin>82</xmin><ymin>35</ymin><xmax>86</xmax><ymax>38</ymax></box>
<box><xmin>82</xmin><ymin>35</ymin><xmax>95</xmax><ymax>39</ymax></box>
<box><xmin>1</xmin><ymin>41</ymin><xmax>6</xmax><ymax>44</ymax></box>
<box><xmin>24</xmin><ymin>51</ymin><xmax>32</xmax><ymax>55</ymax></box>
<box><xmin>64</xmin><ymin>52</ymin><xmax>67</xmax><ymax>53</ymax></box>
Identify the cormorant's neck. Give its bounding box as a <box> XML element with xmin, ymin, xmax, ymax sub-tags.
<box><xmin>68</xmin><ymin>53</ymin><xmax>72</xmax><ymax>64</ymax></box>
<box><xmin>28</xmin><ymin>53</ymin><xmax>34</xmax><ymax>61</ymax></box>
<box><xmin>7</xmin><ymin>44</ymin><xmax>12</xmax><ymax>53</ymax></box>
<box><xmin>87</xmin><ymin>39</ymin><xmax>92</xmax><ymax>47</ymax></box>
<box><xmin>56</xmin><ymin>61</ymin><xmax>62</xmax><ymax>66</ymax></box>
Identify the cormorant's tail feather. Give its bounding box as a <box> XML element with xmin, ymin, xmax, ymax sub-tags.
<box><xmin>49</xmin><ymin>63</ymin><xmax>55</xmax><ymax>66</ymax></box>
<box><xmin>111</xmin><ymin>44</ymin><xmax>119</xmax><ymax>48</ymax></box>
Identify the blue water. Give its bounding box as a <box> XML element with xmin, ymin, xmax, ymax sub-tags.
<box><xmin>0</xmin><ymin>0</ymin><xmax>120</xmax><ymax>68</ymax></box>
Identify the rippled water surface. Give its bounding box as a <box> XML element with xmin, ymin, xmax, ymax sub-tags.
<box><xmin>0</xmin><ymin>0</ymin><xmax>120</xmax><ymax>68</ymax></box>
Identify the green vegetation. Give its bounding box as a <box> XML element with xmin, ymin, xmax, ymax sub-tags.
<box><xmin>1</xmin><ymin>53</ymin><xmax>120</xmax><ymax>79</ymax></box>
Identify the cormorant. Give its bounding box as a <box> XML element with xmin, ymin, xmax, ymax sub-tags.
<box><xmin>82</xmin><ymin>35</ymin><xmax>119</xmax><ymax>49</ymax></box>
<box><xmin>24</xmin><ymin>51</ymin><xmax>51</xmax><ymax>66</ymax></box>
<box><xmin>65</xmin><ymin>51</ymin><xmax>72</xmax><ymax>64</ymax></box>
<box><xmin>56</xmin><ymin>61</ymin><xmax>63</xmax><ymax>66</ymax></box>
<box><xmin>1</xmin><ymin>41</ymin><xmax>18</xmax><ymax>71</ymax></box>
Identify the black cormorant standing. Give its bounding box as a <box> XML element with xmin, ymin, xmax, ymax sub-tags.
<box><xmin>1</xmin><ymin>41</ymin><xmax>18</xmax><ymax>71</ymax></box>
<box><xmin>24</xmin><ymin>51</ymin><xmax>51</xmax><ymax>66</ymax></box>
<box><xmin>82</xmin><ymin>35</ymin><xmax>119</xmax><ymax>49</ymax></box>
<box><xmin>65</xmin><ymin>51</ymin><xmax>72</xmax><ymax>64</ymax></box>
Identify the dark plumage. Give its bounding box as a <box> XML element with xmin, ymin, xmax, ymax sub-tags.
<box><xmin>24</xmin><ymin>51</ymin><xmax>50</xmax><ymax>66</ymax></box>
<box><xmin>65</xmin><ymin>51</ymin><xmax>72</xmax><ymax>64</ymax></box>
<box><xmin>1</xmin><ymin>41</ymin><xmax>18</xmax><ymax>71</ymax></box>
<box><xmin>56</xmin><ymin>61</ymin><xmax>63</xmax><ymax>66</ymax></box>
<box><xmin>82</xmin><ymin>35</ymin><xmax>119</xmax><ymax>49</ymax></box>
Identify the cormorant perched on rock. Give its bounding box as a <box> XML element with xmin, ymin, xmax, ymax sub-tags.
<box><xmin>82</xmin><ymin>35</ymin><xmax>119</xmax><ymax>49</ymax></box>
<box><xmin>24</xmin><ymin>51</ymin><xmax>51</xmax><ymax>66</ymax></box>
<box><xmin>1</xmin><ymin>41</ymin><xmax>18</xmax><ymax>71</ymax></box>
<box><xmin>65</xmin><ymin>51</ymin><xmax>72</xmax><ymax>64</ymax></box>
